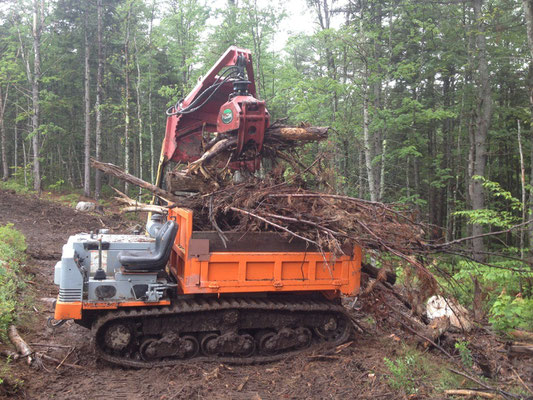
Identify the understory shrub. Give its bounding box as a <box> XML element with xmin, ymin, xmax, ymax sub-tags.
<box><xmin>0</xmin><ymin>224</ymin><xmax>27</xmax><ymax>337</ymax></box>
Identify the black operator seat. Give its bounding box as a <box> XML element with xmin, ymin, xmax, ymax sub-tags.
<box><xmin>117</xmin><ymin>220</ymin><xmax>178</xmax><ymax>272</ymax></box>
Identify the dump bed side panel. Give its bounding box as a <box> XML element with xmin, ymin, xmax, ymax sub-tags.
<box><xmin>168</xmin><ymin>208</ymin><xmax>361</xmax><ymax>296</ymax></box>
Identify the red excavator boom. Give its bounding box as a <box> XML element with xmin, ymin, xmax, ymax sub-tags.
<box><xmin>161</xmin><ymin>46</ymin><xmax>270</xmax><ymax>174</ymax></box>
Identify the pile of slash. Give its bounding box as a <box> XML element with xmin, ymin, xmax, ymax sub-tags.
<box><xmin>93</xmin><ymin>122</ymin><xmax>437</xmax><ymax>289</ymax></box>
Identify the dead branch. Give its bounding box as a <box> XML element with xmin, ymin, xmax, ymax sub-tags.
<box><xmin>121</xmin><ymin>205</ymin><xmax>167</xmax><ymax>214</ymax></box>
<box><xmin>187</xmin><ymin>138</ymin><xmax>237</xmax><ymax>174</ymax></box>
<box><xmin>511</xmin><ymin>368</ymin><xmax>533</xmax><ymax>396</ymax></box>
<box><xmin>448</xmin><ymin>369</ymin><xmax>518</xmax><ymax>400</ymax></box>
<box><xmin>443</xmin><ymin>390</ymin><xmax>501</xmax><ymax>399</ymax></box>
<box><xmin>382</xmin><ymin>303</ymin><xmax>454</xmax><ymax>360</ymax></box>
<box><xmin>112</xmin><ymin>187</ymin><xmax>167</xmax><ymax>214</ymax></box>
<box><xmin>39</xmin><ymin>353</ymin><xmax>83</xmax><ymax>370</ymax></box>
<box><xmin>55</xmin><ymin>347</ymin><xmax>74</xmax><ymax>370</ymax></box>
<box><xmin>209</xmin><ymin>196</ymin><xmax>227</xmax><ymax>248</ymax></box>
<box><xmin>229</xmin><ymin>206</ymin><xmax>319</xmax><ymax>248</ymax></box>
<box><xmin>429</xmin><ymin>219</ymin><xmax>533</xmax><ymax>250</ymax></box>
<box><xmin>91</xmin><ymin>158</ymin><xmax>178</xmax><ymax>204</ymax></box>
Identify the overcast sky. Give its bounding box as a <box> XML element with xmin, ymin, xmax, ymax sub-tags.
<box><xmin>0</xmin><ymin>0</ymin><xmax>342</xmax><ymax>52</ymax></box>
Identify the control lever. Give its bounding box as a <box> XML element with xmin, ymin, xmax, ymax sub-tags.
<box><xmin>93</xmin><ymin>236</ymin><xmax>107</xmax><ymax>280</ymax></box>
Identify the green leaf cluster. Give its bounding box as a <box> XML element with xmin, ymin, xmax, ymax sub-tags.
<box><xmin>490</xmin><ymin>293</ymin><xmax>533</xmax><ymax>332</ymax></box>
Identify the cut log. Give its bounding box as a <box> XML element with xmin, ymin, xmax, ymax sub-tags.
<box><xmin>361</xmin><ymin>262</ymin><xmax>396</xmax><ymax>285</ymax></box>
<box><xmin>8</xmin><ymin>325</ymin><xmax>33</xmax><ymax>366</ymax></box>
<box><xmin>506</xmin><ymin>342</ymin><xmax>533</xmax><ymax>356</ymax></box>
<box><xmin>266</xmin><ymin>125</ymin><xmax>329</xmax><ymax>142</ymax></box>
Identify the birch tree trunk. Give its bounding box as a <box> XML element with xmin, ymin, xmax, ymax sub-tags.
<box><xmin>470</xmin><ymin>0</ymin><xmax>492</xmax><ymax>262</ymax></box>
<box><xmin>14</xmin><ymin>113</ymin><xmax>18</xmax><ymax>171</ymax></box>
<box><xmin>363</xmin><ymin>64</ymin><xmax>377</xmax><ymax>202</ymax></box>
<box><xmin>94</xmin><ymin>0</ymin><xmax>104</xmax><ymax>199</ymax></box>
<box><xmin>0</xmin><ymin>85</ymin><xmax>9</xmax><ymax>180</ymax></box>
<box><xmin>83</xmin><ymin>7</ymin><xmax>91</xmax><ymax>197</ymax></box>
<box><xmin>31</xmin><ymin>0</ymin><xmax>43</xmax><ymax>192</ymax></box>
<box><xmin>124</xmin><ymin>4</ymin><xmax>131</xmax><ymax>194</ymax></box>
<box><xmin>134</xmin><ymin>35</ymin><xmax>143</xmax><ymax>189</ymax></box>
<box><xmin>379</xmin><ymin>138</ymin><xmax>386</xmax><ymax>200</ymax></box>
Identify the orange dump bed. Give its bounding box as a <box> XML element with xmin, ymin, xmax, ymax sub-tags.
<box><xmin>168</xmin><ymin>208</ymin><xmax>361</xmax><ymax>296</ymax></box>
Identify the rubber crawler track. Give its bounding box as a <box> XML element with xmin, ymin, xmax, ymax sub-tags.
<box><xmin>92</xmin><ymin>296</ymin><xmax>353</xmax><ymax>368</ymax></box>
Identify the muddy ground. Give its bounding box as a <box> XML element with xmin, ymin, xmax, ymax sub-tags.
<box><xmin>0</xmin><ymin>188</ymin><xmax>531</xmax><ymax>399</ymax></box>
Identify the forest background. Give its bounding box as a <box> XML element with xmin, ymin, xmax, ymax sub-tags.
<box><xmin>1</xmin><ymin>0</ymin><xmax>533</xmax><ymax>330</ymax></box>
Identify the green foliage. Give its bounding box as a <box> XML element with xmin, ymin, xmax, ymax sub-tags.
<box><xmin>454</xmin><ymin>341</ymin><xmax>473</xmax><ymax>368</ymax></box>
<box><xmin>0</xmin><ymin>224</ymin><xmax>27</xmax><ymax>339</ymax></box>
<box><xmin>454</xmin><ymin>176</ymin><xmax>523</xmax><ymax>229</ymax></box>
<box><xmin>490</xmin><ymin>293</ymin><xmax>533</xmax><ymax>332</ymax></box>
<box><xmin>0</xmin><ymin>166</ymin><xmax>33</xmax><ymax>195</ymax></box>
<box><xmin>48</xmin><ymin>179</ymin><xmax>65</xmax><ymax>191</ymax></box>
<box><xmin>0</xmin><ymin>356</ymin><xmax>23</xmax><ymax>392</ymax></box>
<box><xmin>435</xmin><ymin>256</ymin><xmax>533</xmax><ymax>332</ymax></box>
<box><xmin>384</xmin><ymin>353</ymin><xmax>425</xmax><ymax>395</ymax></box>
<box><xmin>57</xmin><ymin>193</ymin><xmax>81</xmax><ymax>208</ymax></box>
<box><xmin>383</xmin><ymin>345</ymin><xmax>463</xmax><ymax>396</ymax></box>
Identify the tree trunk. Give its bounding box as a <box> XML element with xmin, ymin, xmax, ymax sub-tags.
<box><xmin>124</xmin><ymin>4</ymin><xmax>131</xmax><ymax>194</ymax></box>
<box><xmin>470</xmin><ymin>0</ymin><xmax>492</xmax><ymax>262</ymax></box>
<box><xmin>148</xmin><ymin>0</ymin><xmax>155</xmax><ymax>184</ymax></box>
<box><xmin>517</xmin><ymin>120</ymin><xmax>526</xmax><ymax>259</ymax></box>
<box><xmin>83</xmin><ymin>7</ymin><xmax>91</xmax><ymax>197</ymax></box>
<box><xmin>0</xmin><ymin>85</ymin><xmax>9</xmax><ymax>180</ymax></box>
<box><xmin>134</xmin><ymin>35</ymin><xmax>143</xmax><ymax>194</ymax></box>
<box><xmin>94</xmin><ymin>0</ymin><xmax>104</xmax><ymax>199</ymax></box>
<box><xmin>14</xmin><ymin>114</ymin><xmax>18</xmax><ymax>171</ymax></box>
<box><xmin>31</xmin><ymin>0</ymin><xmax>43</xmax><ymax>192</ymax></box>
<box><xmin>379</xmin><ymin>138</ymin><xmax>386</xmax><ymax>200</ymax></box>
<box><xmin>363</xmin><ymin>65</ymin><xmax>377</xmax><ymax>202</ymax></box>
<box><xmin>522</xmin><ymin>0</ymin><xmax>533</xmax><ymax>258</ymax></box>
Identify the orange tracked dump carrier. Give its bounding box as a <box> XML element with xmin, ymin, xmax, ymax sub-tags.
<box><xmin>169</xmin><ymin>208</ymin><xmax>362</xmax><ymax>296</ymax></box>
<box><xmin>53</xmin><ymin>45</ymin><xmax>363</xmax><ymax>367</ymax></box>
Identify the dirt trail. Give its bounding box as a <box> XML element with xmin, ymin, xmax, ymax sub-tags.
<box><xmin>0</xmin><ymin>188</ymin><xmax>529</xmax><ymax>399</ymax></box>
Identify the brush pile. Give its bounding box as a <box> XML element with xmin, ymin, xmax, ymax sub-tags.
<box><xmin>92</xmin><ymin>127</ymin><xmax>428</xmax><ymax>255</ymax></box>
<box><xmin>183</xmin><ymin>180</ymin><xmax>427</xmax><ymax>257</ymax></box>
<box><xmin>91</xmin><ymin>122</ymin><xmax>439</xmax><ymax>291</ymax></box>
